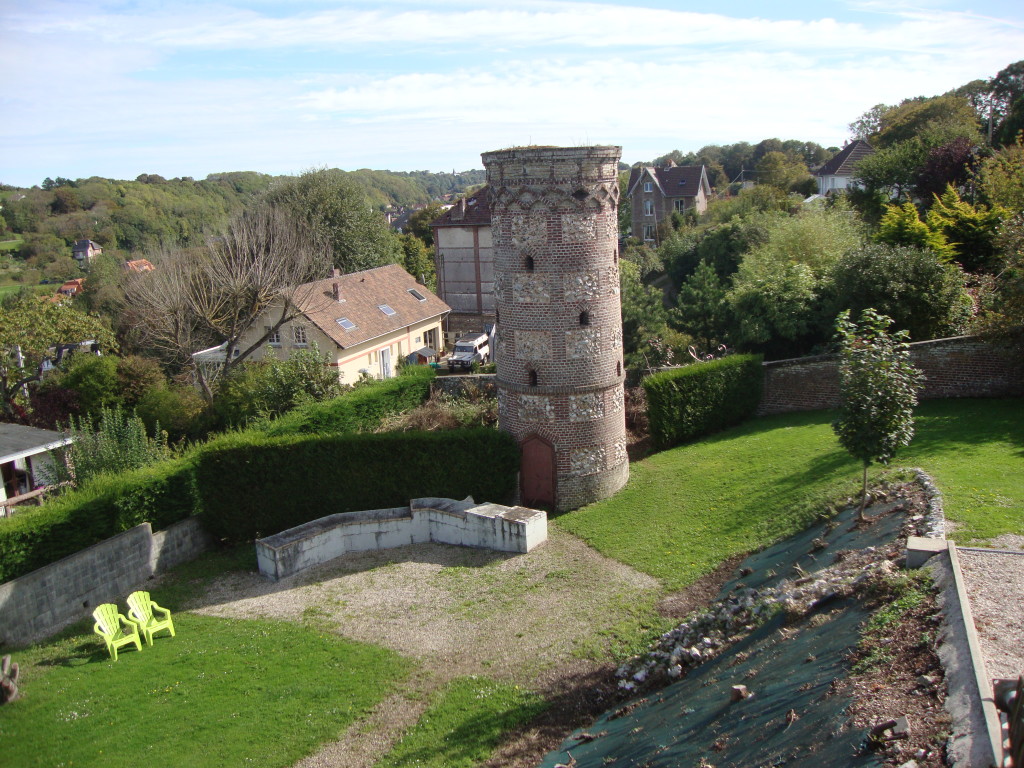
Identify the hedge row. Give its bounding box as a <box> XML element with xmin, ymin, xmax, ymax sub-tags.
<box><xmin>263</xmin><ymin>366</ymin><xmax>435</xmax><ymax>436</ymax></box>
<box><xmin>194</xmin><ymin>428</ymin><xmax>520</xmax><ymax>542</ymax></box>
<box><xmin>0</xmin><ymin>457</ymin><xmax>198</xmax><ymax>583</ymax></box>
<box><xmin>643</xmin><ymin>354</ymin><xmax>764</xmax><ymax>450</ymax></box>
<box><xmin>0</xmin><ymin>424</ymin><xmax>520</xmax><ymax>580</ymax></box>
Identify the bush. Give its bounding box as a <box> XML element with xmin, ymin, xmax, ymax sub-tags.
<box><xmin>264</xmin><ymin>366</ymin><xmax>435</xmax><ymax>436</ymax></box>
<box><xmin>194</xmin><ymin>428</ymin><xmax>519</xmax><ymax>542</ymax></box>
<box><xmin>0</xmin><ymin>457</ymin><xmax>197</xmax><ymax>582</ymax></box>
<box><xmin>136</xmin><ymin>385</ymin><xmax>207</xmax><ymax>443</ymax></box>
<box><xmin>643</xmin><ymin>354</ymin><xmax>763</xmax><ymax>450</ymax></box>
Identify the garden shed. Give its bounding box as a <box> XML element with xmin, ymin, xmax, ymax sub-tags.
<box><xmin>0</xmin><ymin>423</ymin><xmax>71</xmax><ymax>515</ymax></box>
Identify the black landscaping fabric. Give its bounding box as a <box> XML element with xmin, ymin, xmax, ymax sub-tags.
<box><xmin>538</xmin><ymin>505</ymin><xmax>906</xmax><ymax>768</ymax></box>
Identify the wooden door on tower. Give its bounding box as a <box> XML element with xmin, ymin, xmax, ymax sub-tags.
<box><xmin>520</xmin><ymin>435</ymin><xmax>555</xmax><ymax>509</ymax></box>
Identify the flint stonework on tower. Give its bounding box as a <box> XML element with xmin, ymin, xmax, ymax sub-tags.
<box><xmin>482</xmin><ymin>145</ymin><xmax>629</xmax><ymax>512</ymax></box>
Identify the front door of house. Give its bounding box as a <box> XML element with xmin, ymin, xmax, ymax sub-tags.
<box><xmin>379</xmin><ymin>347</ymin><xmax>392</xmax><ymax>379</ymax></box>
<box><xmin>520</xmin><ymin>435</ymin><xmax>555</xmax><ymax>509</ymax></box>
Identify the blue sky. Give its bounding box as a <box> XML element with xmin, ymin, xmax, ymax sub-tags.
<box><xmin>2</xmin><ymin>0</ymin><xmax>1023</xmax><ymax>187</ymax></box>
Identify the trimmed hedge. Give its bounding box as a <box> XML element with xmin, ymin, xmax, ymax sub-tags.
<box><xmin>0</xmin><ymin>457</ymin><xmax>197</xmax><ymax>583</ymax></box>
<box><xmin>643</xmin><ymin>354</ymin><xmax>764</xmax><ymax>450</ymax></box>
<box><xmin>194</xmin><ymin>428</ymin><xmax>520</xmax><ymax>542</ymax></box>
<box><xmin>263</xmin><ymin>366</ymin><xmax>435</xmax><ymax>436</ymax></box>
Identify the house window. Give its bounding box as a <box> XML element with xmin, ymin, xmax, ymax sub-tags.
<box><xmin>265</xmin><ymin>326</ymin><xmax>281</xmax><ymax>346</ymax></box>
<box><xmin>643</xmin><ymin>181</ymin><xmax>652</xmax><ymax>193</ymax></box>
<box><xmin>293</xmin><ymin>325</ymin><xmax>308</xmax><ymax>346</ymax></box>
<box><xmin>642</xmin><ymin>225</ymin><xmax>656</xmax><ymax>241</ymax></box>
<box><xmin>408</xmin><ymin>288</ymin><xmax>426</xmax><ymax>302</ymax></box>
<box><xmin>378</xmin><ymin>304</ymin><xmax>396</xmax><ymax>316</ymax></box>
<box><xmin>674</xmin><ymin>199</ymin><xmax>687</xmax><ymax>213</ymax></box>
<box><xmin>336</xmin><ymin>317</ymin><xmax>356</xmax><ymax>331</ymax></box>
<box><xmin>643</xmin><ymin>200</ymin><xmax>654</xmax><ymax>217</ymax></box>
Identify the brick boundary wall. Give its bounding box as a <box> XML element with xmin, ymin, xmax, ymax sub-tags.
<box><xmin>757</xmin><ymin>335</ymin><xmax>1023</xmax><ymax>416</ymax></box>
<box><xmin>0</xmin><ymin>516</ymin><xmax>213</xmax><ymax>647</ymax></box>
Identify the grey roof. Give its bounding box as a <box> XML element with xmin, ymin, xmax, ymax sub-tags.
<box><xmin>627</xmin><ymin>165</ymin><xmax>710</xmax><ymax>199</ymax></box>
<box><xmin>0</xmin><ymin>423</ymin><xmax>72</xmax><ymax>464</ymax></box>
<box><xmin>816</xmin><ymin>139</ymin><xmax>874</xmax><ymax>178</ymax></box>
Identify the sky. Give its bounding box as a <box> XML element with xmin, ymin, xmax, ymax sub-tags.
<box><xmin>2</xmin><ymin>0</ymin><xmax>1023</xmax><ymax>188</ymax></box>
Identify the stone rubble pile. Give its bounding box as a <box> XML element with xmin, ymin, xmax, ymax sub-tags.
<box><xmin>616</xmin><ymin>474</ymin><xmax>945</xmax><ymax>694</ymax></box>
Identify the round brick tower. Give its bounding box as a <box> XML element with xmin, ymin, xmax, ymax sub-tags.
<box><xmin>482</xmin><ymin>146</ymin><xmax>628</xmax><ymax>512</ymax></box>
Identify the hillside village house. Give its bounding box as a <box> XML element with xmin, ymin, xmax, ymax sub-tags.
<box><xmin>627</xmin><ymin>164</ymin><xmax>712</xmax><ymax>244</ymax></box>
<box><xmin>815</xmin><ymin>139</ymin><xmax>874</xmax><ymax>196</ymax></box>
<box><xmin>71</xmin><ymin>239</ymin><xmax>102</xmax><ymax>263</ymax></box>
<box><xmin>198</xmin><ymin>264</ymin><xmax>450</xmax><ymax>383</ymax></box>
<box><xmin>431</xmin><ymin>186</ymin><xmax>494</xmax><ymax>346</ymax></box>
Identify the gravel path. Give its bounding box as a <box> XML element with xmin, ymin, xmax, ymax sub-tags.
<box><xmin>185</xmin><ymin>527</ymin><xmax>661</xmax><ymax>768</ymax></box>
<box><xmin>956</xmin><ymin>534</ymin><xmax>1024</xmax><ymax>682</ymax></box>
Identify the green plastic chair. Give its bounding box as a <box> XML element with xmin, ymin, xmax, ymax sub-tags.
<box><xmin>126</xmin><ymin>591</ymin><xmax>176</xmax><ymax>646</ymax></box>
<box><xmin>92</xmin><ymin>603</ymin><xmax>143</xmax><ymax>661</ymax></box>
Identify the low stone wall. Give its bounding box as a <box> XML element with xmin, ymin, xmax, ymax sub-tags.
<box><xmin>256</xmin><ymin>497</ymin><xmax>547</xmax><ymax>581</ymax></box>
<box><xmin>0</xmin><ymin>516</ymin><xmax>213</xmax><ymax>647</ymax></box>
<box><xmin>758</xmin><ymin>335</ymin><xmax>1022</xmax><ymax>416</ymax></box>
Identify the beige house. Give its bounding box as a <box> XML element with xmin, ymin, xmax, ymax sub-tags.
<box><xmin>233</xmin><ymin>264</ymin><xmax>450</xmax><ymax>384</ymax></box>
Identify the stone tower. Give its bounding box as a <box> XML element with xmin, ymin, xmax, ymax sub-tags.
<box><xmin>482</xmin><ymin>146</ymin><xmax>628</xmax><ymax>512</ymax></box>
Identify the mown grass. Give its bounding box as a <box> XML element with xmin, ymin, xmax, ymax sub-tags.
<box><xmin>557</xmin><ymin>398</ymin><xmax>1023</xmax><ymax>591</ymax></box>
<box><xmin>374</xmin><ymin>676</ymin><xmax>547</xmax><ymax>768</ymax></box>
<box><xmin>1</xmin><ymin>543</ymin><xmax>406</xmax><ymax>768</ymax></box>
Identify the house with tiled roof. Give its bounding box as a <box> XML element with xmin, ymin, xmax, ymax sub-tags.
<box><xmin>123</xmin><ymin>258</ymin><xmax>155</xmax><ymax>273</ymax></box>
<box><xmin>71</xmin><ymin>239</ymin><xmax>102</xmax><ymax>263</ymax></box>
<box><xmin>627</xmin><ymin>164</ymin><xmax>712</xmax><ymax>244</ymax></box>
<box><xmin>431</xmin><ymin>186</ymin><xmax>494</xmax><ymax>345</ymax></box>
<box><xmin>815</xmin><ymin>139</ymin><xmax>874</xmax><ymax>196</ymax></box>
<box><xmin>54</xmin><ymin>278</ymin><xmax>86</xmax><ymax>300</ymax></box>
<box><xmin>230</xmin><ymin>264</ymin><xmax>450</xmax><ymax>383</ymax></box>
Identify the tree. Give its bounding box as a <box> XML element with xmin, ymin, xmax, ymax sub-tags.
<box><xmin>874</xmin><ymin>201</ymin><xmax>953</xmax><ymax>259</ymax></box>
<box><xmin>672</xmin><ymin>261</ymin><xmax>729</xmax><ymax>352</ymax></box>
<box><xmin>826</xmin><ymin>243</ymin><xmax>972</xmax><ymax>341</ymax></box>
<box><xmin>263</xmin><ymin>168</ymin><xmax>401</xmax><ymax>274</ymax></box>
<box><xmin>925</xmin><ymin>186</ymin><xmax>1007</xmax><ymax>272</ymax></box>
<box><xmin>754</xmin><ymin>151</ymin><xmax>814</xmax><ymax>194</ymax></box>
<box><xmin>406</xmin><ymin>202</ymin><xmax>446</xmax><ymax>246</ymax></box>
<box><xmin>124</xmin><ymin>204</ymin><xmax>332</xmax><ymax>400</ymax></box>
<box><xmin>831</xmin><ymin>309</ymin><xmax>923</xmax><ymax>520</ymax></box>
<box><xmin>0</xmin><ymin>295</ymin><xmax>117</xmax><ymax>419</ymax></box>
<box><xmin>974</xmin><ymin>138</ymin><xmax>1024</xmax><ymax>211</ymax></box>
<box><xmin>914</xmin><ymin>136</ymin><xmax>976</xmax><ymax>202</ymax></box>
<box><xmin>398</xmin><ymin>233</ymin><xmax>436</xmax><ymax>290</ymax></box>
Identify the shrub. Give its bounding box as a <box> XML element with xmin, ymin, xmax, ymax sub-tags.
<box><xmin>263</xmin><ymin>365</ymin><xmax>435</xmax><ymax>436</ymax></box>
<box><xmin>0</xmin><ymin>456</ymin><xmax>197</xmax><ymax>582</ymax></box>
<box><xmin>49</xmin><ymin>405</ymin><xmax>171</xmax><ymax>487</ymax></box>
<box><xmin>194</xmin><ymin>428</ymin><xmax>519</xmax><ymax>542</ymax></box>
<box><xmin>643</xmin><ymin>354</ymin><xmax>763</xmax><ymax>450</ymax></box>
<box><xmin>136</xmin><ymin>385</ymin><xmax>207</xmax><ymax>443</ymax></box>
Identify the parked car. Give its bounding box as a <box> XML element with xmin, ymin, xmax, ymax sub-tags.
<box><xmin>447</xmin><ymin>333</ymin><xmax>490</xmax><ymax>372</ymax></box>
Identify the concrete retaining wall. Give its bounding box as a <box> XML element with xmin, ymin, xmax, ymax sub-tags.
<box><xmin>256</xmin><ymin>497</ymin><xmax>547</xmax><ymax>581</ymax></box>
<box><xmin>0</xmin><ymin>516</ymin><xmax>213</xmax><ymax>647</ymax></box>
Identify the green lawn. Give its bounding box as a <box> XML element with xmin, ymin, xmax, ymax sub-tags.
<box><xmin>557</xmin><ymin>398</ymin><xmax>1023</xmax><ymax>591</ymax></box>
<box><xmin>0</xmin><ymin>236</ymin><xmax>23</xmax><ymax>252</ymax></box>
<box><xmin>1</xmin><ymin>549</ymin><xmax>407</xmax><ymax>768</ymax></box>
<box><xmin>374</xmin><ymin>677</ymin><xmax>547</xmax><ymax>768</ymax></box>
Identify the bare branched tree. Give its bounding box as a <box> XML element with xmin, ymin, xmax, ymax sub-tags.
<box><xmin>125</xmin><ymin>204</ymin><xmax>331</xmax><ymax>400</ymax></box>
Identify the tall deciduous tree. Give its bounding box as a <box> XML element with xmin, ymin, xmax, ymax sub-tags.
<box><xmin>264</xmin><ymin>168</ymin><xmax>401</xmax><ymax>274</ymax></box>
<box><xmin>832</xmin><ymin>309</ymin><xmax>923</xmax><ymax>520</ymax></box>
<box><xmin>0</xmin><ymin>295</ymin><xmax>117</xmax><ymax>419</ymax></box>
<box><xmin>124</xmin><ymin>204</ymin><xmax>331</xmax><ymax>400</ymax></box>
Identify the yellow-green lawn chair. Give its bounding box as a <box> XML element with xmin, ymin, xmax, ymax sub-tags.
<box><xmin>126</xmin><ymin>591</ymin><xmax>175</xmax><ymax>646</ymax></box>
<box><xmin>92</xmin><ymin>603</ymin><xmax>142</xmax><ymax>661</ymax></box>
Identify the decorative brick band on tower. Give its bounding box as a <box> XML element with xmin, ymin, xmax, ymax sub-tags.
<box><xmin>482</xmin><ymin>146</ymin><xmax>628</xmax><ymax>512</ymax></box>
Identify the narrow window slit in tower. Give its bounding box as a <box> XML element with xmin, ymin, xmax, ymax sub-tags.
<box><xmin>529</xmin><ymin>370</ymin><xmax>538</xmax><ymax>387</ymax></box>
<box><xmin>525</xmin><ymin>255</ymin><xmax>535</xmax><ymax>272</ymax></box>
<box><xmin>579</xmin><ymin>311</ymin><xmax>590</xmax><ymax>326</ymax></box>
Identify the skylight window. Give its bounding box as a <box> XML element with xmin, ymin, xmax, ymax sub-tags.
<box><xmin>378</xmin><ymin>304</ymin><xmax>396</xmax><ymax>316</ymax></box>
<box><xmin>408</xmin><ymin>288</ymin><xmax>426</xmax><ymax>302</ymax></box>
<box><xmin>336</xmin><ymin>317</ymin><xmax>356</xmax><ymax>331</ymax></box>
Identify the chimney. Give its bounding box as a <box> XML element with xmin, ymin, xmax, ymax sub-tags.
<box><xmin>332</xmin><ymin>282</ymin><xmax>341</xmax><ymax>302</ymax></box>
